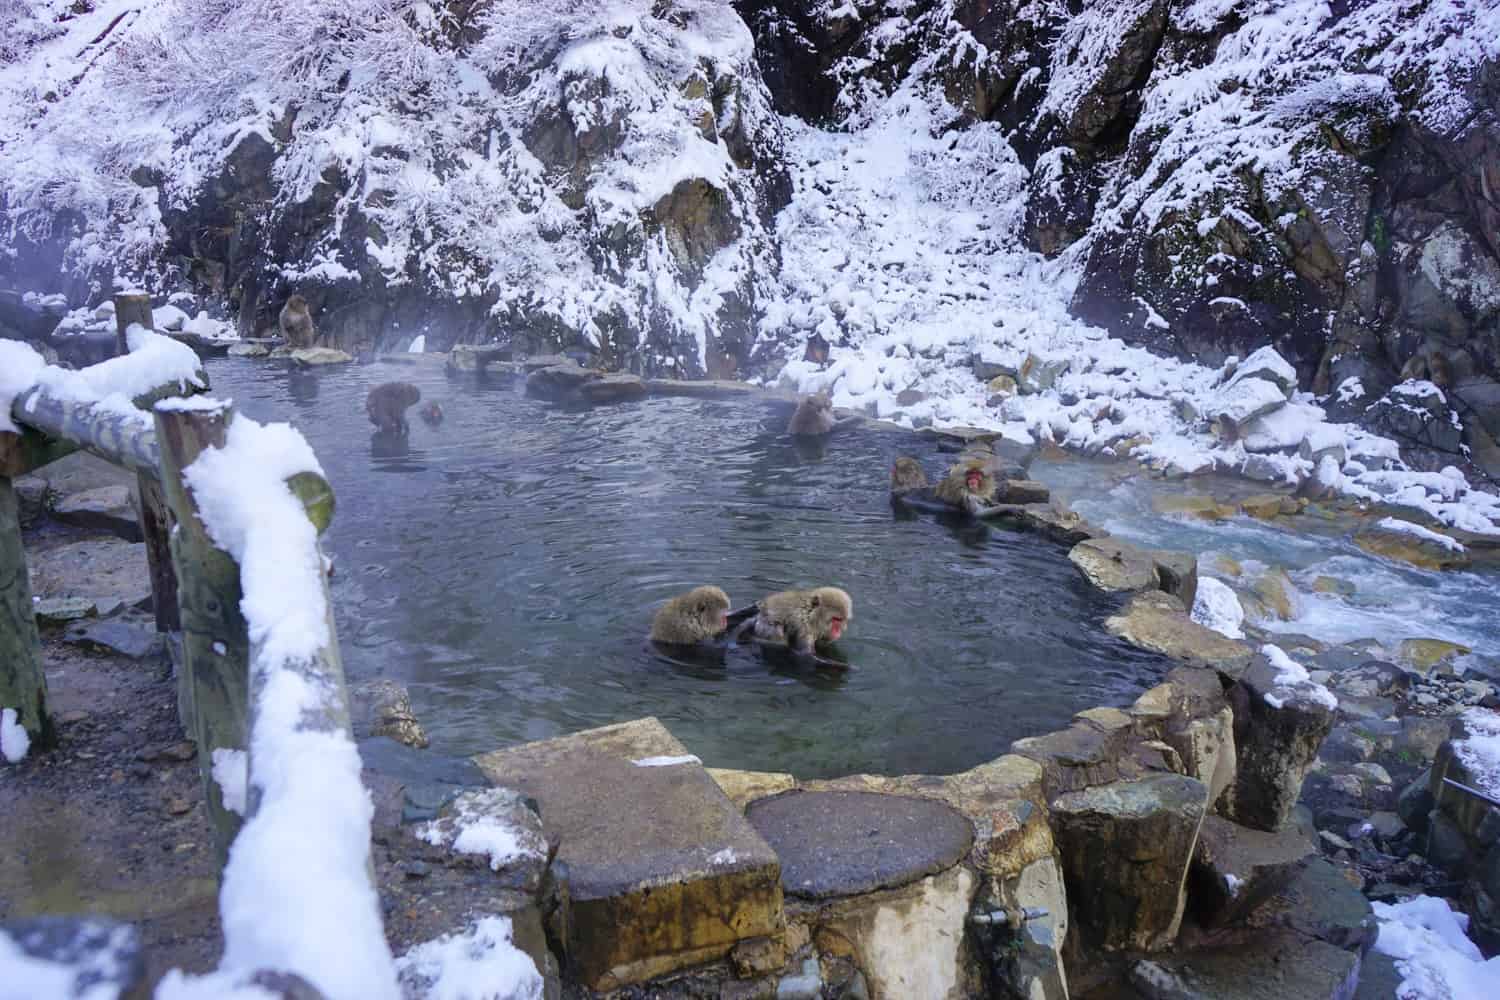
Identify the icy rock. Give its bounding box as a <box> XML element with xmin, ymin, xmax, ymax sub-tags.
<box><xmin>154</xmin><ymin>304</ymin><xmax>188</xmax><ymax>331</ymax></box>
<box><xmin>1355</xmin><ymin>520</ymin><xmax>1471</xmax><ymax>570</ymax></box>
<box><xmin>290</xmin><ymin>347</ymin><xmax>353</xmax><ymax>366</ymax></box>
<box><xmin>228</xmin><ymin>343</ymin><xmax>270</xmax><ymax>358</ymax></box>
<box><xmin>1223</xmin><ymin>346</ymin><xmax>1298</xmax><ymax>396</ymax></box>
<box><xmin>1208</xmin><ymin>377</ymin><xmax>1288</xmax><ymax>436</ymax></box>
<box><xmin>1018</xmin><ymin>353</ymin><xmax>1067</xmax><ymax>394</ymax></box>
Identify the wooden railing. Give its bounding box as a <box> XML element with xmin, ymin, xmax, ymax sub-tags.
<box><xmin>1</xmin><ymin>294</ymin><xmax>387</xmax><ymax>993</ymax></box>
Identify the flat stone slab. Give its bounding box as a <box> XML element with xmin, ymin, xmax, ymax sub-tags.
<box><xmin>28</xmin><ymin>538</ymin><xmax>151</xmax><ymax>614</ymax></box>
<box><xmin>745</xmin><ymin>789</ymin><xmax>974</xmax><ymax>900</ymax></box>
<box><xmin>1189</xmin><ymin>815</ymin><xmax>1313</xmax><ymax>927</ymax></box>
<box><xmin>27</xmin><ymin>453</ymin><xmax>133</xmax><ymax>496</ymax></box>
<box><xmin>64</xmin><ymin>618</ymin><xmax>163</xmax><ymax>660</ymax></box>
<box><xmin>1131</xmin><ymin>930</ymin><xmax>1359</xmax><ymax>1000</ymax></box>
<box><xmin>473</xmin><ymin>718</ymin><xmax>782</xmax><ymax>990</ymax></box>
<box><xmin>1069</xmin><ymin>537</ymin><xmax>1159</xmax><ymax>592</ymax></box>
<box><xmin>1245</xmin><ymin>857</ymin><xmax>1377</xmax><ymax>954</ymax></box>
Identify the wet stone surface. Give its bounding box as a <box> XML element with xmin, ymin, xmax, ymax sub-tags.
<box><xmin>746</xmin><ymin>789</ymin><xmax>975</xmax><ymax>900</ymax></box>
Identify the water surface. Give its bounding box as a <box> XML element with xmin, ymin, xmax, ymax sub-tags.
<box><xmin>208</xmin><ymin>357</ymin><xmax>1169</xmax><ymax>777</ymax></box>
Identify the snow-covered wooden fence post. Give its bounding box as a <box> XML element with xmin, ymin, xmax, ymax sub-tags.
<box><xmin>154</xmin><ymin>398</ymin><xmax>249</xmax><ymax>853</ymax></box>
<box><xmin>114</xmin><ymin>293</ymin><xmax>182</xmax><ymax>634</ymax></box>
<box><xmin>0</xmin><ymin>469</ymin><xmax>53</xmax><ymax>755</ymax></box>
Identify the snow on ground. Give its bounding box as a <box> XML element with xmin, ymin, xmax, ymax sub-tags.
<box><xmin>1374</xmin><ymin>896</ymin><xmax>1500</xmax><ymax>998</ymax></box>
<box><xmin>1</xmin><ymin>707</ymin><xmax>31</xmax><ymax>764</ymax></box>
<box><xmin>1453</xmin><ymin>709</ymin><xmax>1500</xmax><ymax>798</ymax></box>
<box><xmin>763</xmin><ymin>72</ymin><xmax>1500</xmax><ymax>539</ymax></box>
<box><xmin>395</xmin><ymin>916</ymin><xmax>543</xmax><ymax>1000</ymax></box>
<box><xmin>0</xmin><ymin>919</ymin><xmax>137</xmax><ymax>1000</ymax></box>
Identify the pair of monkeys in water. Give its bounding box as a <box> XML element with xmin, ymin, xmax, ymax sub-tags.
<box><xmin>890</xmin><ymin>454</ymin><xmax>1012</xmax><ymax>517</ymax></box>
<box><xmin>366</xmin><ymin>381</ymin><xmax>444</xmax><ymax>435</ymax></box>
<box><xmin>650</xmin><ymin>585</ymin><xmax>853</xmax><ymax>669</ymax></box>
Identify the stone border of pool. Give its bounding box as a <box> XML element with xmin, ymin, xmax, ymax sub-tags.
<box><xmin>333</xmin><ymin>346</ymin><xmax>1388</xmax><ymax>999</ymax></box>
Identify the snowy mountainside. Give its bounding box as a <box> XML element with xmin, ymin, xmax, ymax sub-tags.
<box><xmin>0</xmin><ymin>0</ymin><xmax>787</xmax><ymax>370</ymax></box>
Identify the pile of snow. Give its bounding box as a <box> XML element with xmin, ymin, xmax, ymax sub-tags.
<box><xmin>1190</xmin><ymin>578</ymin><xmax>1245</xmax><ymax>639</ymax></box>
<box><xmin>395</xmin><ymin>916</ymin><xmax>543</xmax><ymax>1000</ymax></box>
<box><xmin>48</xmin><ymin>300</ymin><xmax>238</xmax><ymax>345</ymax></box>
<box><xmin>1260</xmin><ymin>644</ymin><xmax>1338</xmax><ymax>711</ymax></box>
<box><xmin>1453</xmin><ymin>709</ymin><xmax>1500</xmax><ymax>799</ymax></box>
<box><xmin>632</xmin><ymin>753</ymin><xmax>701</xmax><ymax>767</ymax></box>
<box><xmin>0</xmin><ymin>341</ymin><xmax>48</xmax><ymax>433</ymax></box>
<box><xmin>1374</xmin><ymin>895</ymin><xmax>1500</xmax><ymax>998</ymax></box>
<box><xmin>174</xmin><ymin>406</ymin><xmax>397</xmax><ymax>999</ymax></box>
<box><xmin>414</xmin><ymin>789</ymin><xmax>547</xmax><ymax>872</ymax></box>
<box><xmin>0</xmin><ymin>919</ymin><xmax>138</xmax><ymax>999</ymax></box>
<box><xmin>1</xmin><ymin>707</ymin><xmax>31</xmax><ymax>764</ymax></box>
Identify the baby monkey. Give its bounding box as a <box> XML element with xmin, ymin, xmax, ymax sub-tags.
<box><xmin>418</xmin><ymin>401</ymin><xmax>444</xmax><ymax>427</ymax></box>
<box><xmin>366</xmin><ymin>381</ymin><xmax>422</xmax><ymax>435</ymax></box>
<box><xmin>650</xmin><ymin>585</ymin><xmax>732</xmax><ymax>645</ymax></box>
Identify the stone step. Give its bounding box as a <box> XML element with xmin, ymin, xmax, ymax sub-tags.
<box><xmin>1243</xmin><ymin>857</ymin><xmax>1377</xmax><ymax>955</ymax></box>
<box><xmin>473</xmin><ymin>718</ymin><xmax>783</xmax><ymax>992</ymax></box>
<box><xmin>1189</xmin><ymin>815</ymin><xmax>1314</xmax><ymax>928</ymax></box>
<box><xmin>1129</xmin><ymin>929</ymin><xmax>1361</xmax><ymax>1000</ymax></box>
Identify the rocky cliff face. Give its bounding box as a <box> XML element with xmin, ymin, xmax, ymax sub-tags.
<box><xmin>737</xmin><ymin>0</ymin><xmax>1499</xmax><ymax>477</ymax></box>
<box><xmin>0</xmin><ymin>0</ymin><xmax>788</xmax><ymax>375</ymax></box>
<box><xmin>3</xmin><ymin>0</ymin><xmax>1497</xmax><ymax>473</ymax></box>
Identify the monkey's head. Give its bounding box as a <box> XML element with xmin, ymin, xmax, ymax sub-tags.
<box><xmin>804</xmin><ymin>391</ymin><xmax>832</xmax><ymax>413</ymax></box>
<box><xmin>891</xmin><ymin>456</ymin><xmax>928</xmax><ymax>493</ymax></box>
<box><xmin>397</xmin><ymin>383</ymin><xmax>422</xmax><ymax>407</ymax></box>
<box><xmin>959</xmin><ymin>459</ymin><xmax>994</xmax><ymax>497</ymax></box>
<box><xmin>808</xmin><ymin>586</ymin><xmax>852</xmax><ymax>642</ymax></box>
<box><xmin>683</xmin><ymin>585</ymin><xmax>731</xmax><ymax>634</ymax></box>
<box><xmin>803</xmin><ymin>333</ymin><xmax>830</xmax><ymax>365</ymax></box>
<box><xmin>285</xmin><ymin>294</ymin><xmax>308</xmax><ymax>313</ymax></box>
<box><xmin>419</xmin><ymin>401</ymin><xmax>444</xmax><ymax>427</ymax></box>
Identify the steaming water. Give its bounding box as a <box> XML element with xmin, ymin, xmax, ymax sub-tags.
<box><xmin>206</xmin><ymin>357</ymin><xmax>1169</xmax><ymax>777</ymax></box>
<box><xmin>1035</xmin><ymin>458</ymin><xmax>1500</xmax><ymax>664</ymax></box>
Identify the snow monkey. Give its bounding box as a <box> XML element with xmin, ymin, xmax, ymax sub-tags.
<box><xmin>649</xmin><ymin>586</ymin><xmax>733</xmax><ymax>646</ymax></box>
<box><xmin>935</xmin><ymin>456</ymin><xmax>998</xmax><ymax>514</ymax></box>
<box><xmin>890</xmin><ymin>456</ymin><xmax>929</xmax><ymax>494</ymax></box>
<box><xmin>418</xmin><ymin>401</ymin><xmax>444</xmax><ymax>427</ymax></box>
<box><xmin>278</xmin><ymin>294</ymin><xmax>318</xmax><ymax>348</ymax></box>
<box><xmin>366</xmin><ymin>381</ymin><xmax>422</xmax><ymax>435</ymax></box>
<box><xmin>751</xmin><ymin>587</ymin><xmax>853</xmax><ymax>656</ymax></box>
<box><xmin>786</xmin><ymin>391</ymin><xmax>860</xmax><ymax>437</ymax></box>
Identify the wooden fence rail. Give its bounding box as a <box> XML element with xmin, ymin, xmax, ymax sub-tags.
<box><xmin>1</xmin><ymin>294</ymin><xmax>340</xmax><ymax>856</ymax></box>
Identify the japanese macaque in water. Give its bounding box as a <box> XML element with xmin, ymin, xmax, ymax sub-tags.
<box><xmin>786</xmin><ymin>392</ymin><xmax>860</xmax><ymax>437</ymax></box>
<box><xmin>365</xmin><ymin>381</ymin><xmax>422</xmax><ymax>435</ymax></box>
<box><xmin>748</xmin><ymin>587</ymin><xmax>853</xmax><ymax>664</ymax></box>
<box><xmin>649</xmin><ymin>586</ymin><xmax>732</xmax><ymax>646</ymax></box>
<box><xmin>889</xmin><ymin>456</ymin><xmax>953</xmax><ymax>516</ymax></box>
<box><xmin>935</xmin><ymin>458</ymin><xmax>998</xmax><ymax>514</ymax></box>
<box><xmin>278</xmin><ymin>294</ymin><xmax>317</xmax><ymax>348</ymax></box>
<box><xmin>418</xmin><ymin>401</ymin><xmax>444</xmax><ymax>427</ymax></box>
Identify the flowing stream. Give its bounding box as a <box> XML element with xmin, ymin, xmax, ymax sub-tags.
<box><xmin>207</xmin><ymin>357</ymin><xmax>1170</xmax><ymax>777</ymax></box>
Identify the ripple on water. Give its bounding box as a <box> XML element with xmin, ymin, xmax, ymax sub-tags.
<box><xmin>208</xmin><ymin>358</ymin><xmax>1170</xmax><ymax>777</ymax></box>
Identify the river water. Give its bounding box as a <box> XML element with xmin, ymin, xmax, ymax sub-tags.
<box><xmin>206</xmin><ymin>357</ymin><xmax>1169</xmax><ymax>777</ymax></box>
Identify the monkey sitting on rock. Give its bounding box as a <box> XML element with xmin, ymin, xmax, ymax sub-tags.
<box><xmin>279</xmin><ymin>294</ymin><xmax>318</xmax><ymax>349</ymax></box>
<box><xmin>366</xmin><ymin>381</ymin><xmax>423</xmax><ymax>435</ymax></box>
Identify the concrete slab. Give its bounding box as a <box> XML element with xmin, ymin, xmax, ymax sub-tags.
<box><xmin>473</xmin><ymin>718</ymin><xmax>783</xmax><ymax>990</ymax></box>
<box><xmin>1130</xmin><ymin>930</ymin><xmax>1360</xmax><ymax>1000</ymax></box>
<box><xmin>746</xmin><ymin>790</ymin><xmax>973</xmax><ymax>900</ymax></box>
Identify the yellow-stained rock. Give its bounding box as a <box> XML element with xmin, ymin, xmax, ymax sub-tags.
<box><xmin>707</xmin><ymin>768</ymin><xmax>797</xmax><ymax>811</ymax></box>
<box><xmin>1239</xmin><ymin>494</ymin><xmax>1301</xmax><ymax>520</ymax></box>
<box><xmin>1152</xmin><ymin>494</ymin><xmax>1236</xmax><ymax>520</ymax></box>
<box><xmin>1311</xmin><ymin>575</ymin><xmax>1355</xmax><ymax>597</ymax></box>
<box><xmin>1355</xmin><ymin>520</ymin><xmax>1471</xmax><ymax>570</ymax></box>
<box><xmin>1398</xmin><ymin>638</ymin><xmax>1472</xmax><ymax>673</ymax></box>
<box><xmin>1105</xmin><ymin>591</ymin><xmax>1254</xmax><ymax>678</ymax></box>
<box><xmin>473</xmin><ymin>718</ymin><xmax>784</xmax><ymax>990</ymax></box>
<box><xmin>1250</xmin><ymin>567</ymin><xmax>1299</xmax><ymax>621</ymax></box>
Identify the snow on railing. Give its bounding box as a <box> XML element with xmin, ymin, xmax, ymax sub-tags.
<box><xmin>2</xmin><ymin>299</ymin><xmax>393</xmax><ymax>997</ymax></box>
